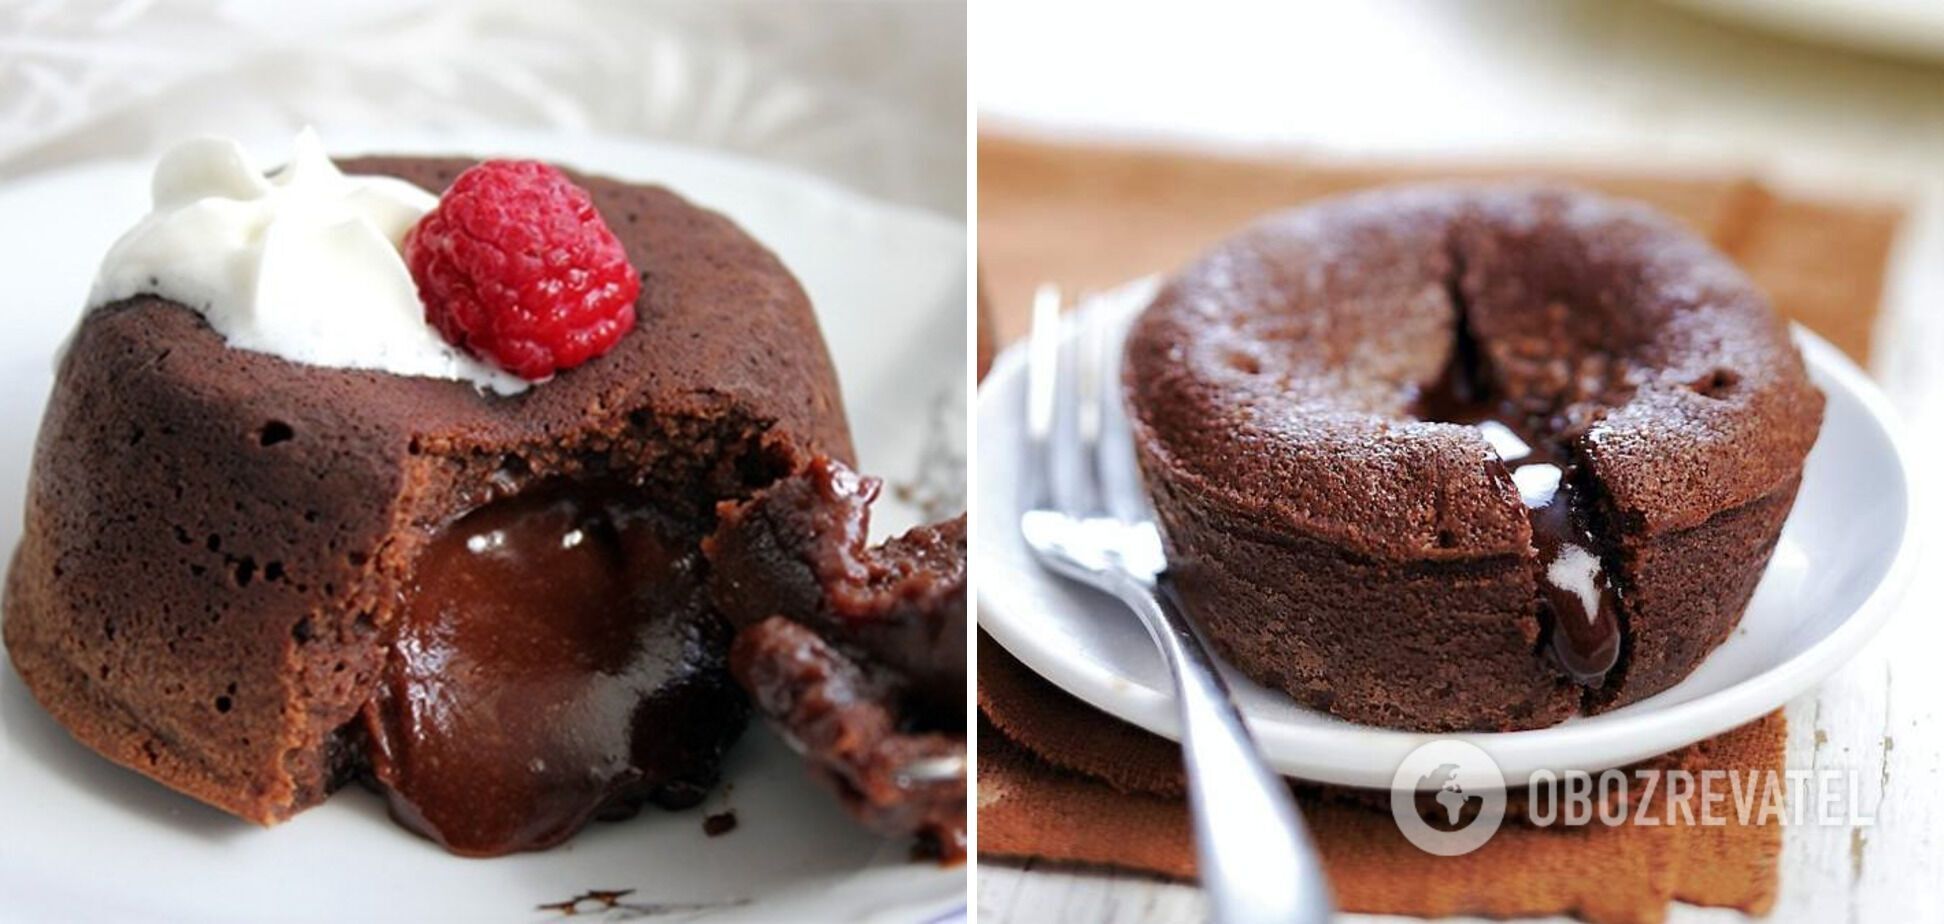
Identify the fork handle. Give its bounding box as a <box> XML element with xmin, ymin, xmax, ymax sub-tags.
<box><xmin>1102</xmin><ymin>571</ymin><xmax>1335</xmax><ymax>924</ymax></box>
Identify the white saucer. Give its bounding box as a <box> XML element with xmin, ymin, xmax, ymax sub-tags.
<box><xmin>975</xmin><ymin>279</ymin><xmax>1916</xmax><ymax>790</ymax></box>
<box><xmin>0</xmin><ymin>130</ymin><xmax>966</xmax><ymax>923</ymax></box>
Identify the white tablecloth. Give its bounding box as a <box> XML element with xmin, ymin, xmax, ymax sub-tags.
<box><xmin>0</xmin><ymin>0</ymin><xmax>966</xmax><ymax>219</ymax></box>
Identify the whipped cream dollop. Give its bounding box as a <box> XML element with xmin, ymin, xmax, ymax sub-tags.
<box><xmin>89</xmin><ymin>129</ymin><xmax>528</xmax><ymax>395</ymax></box>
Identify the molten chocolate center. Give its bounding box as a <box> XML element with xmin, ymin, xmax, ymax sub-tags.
<box><xmin>1416</xmin><ymin>331</ymin><xmax>1623</xmax><ymax>687</ymax></box>
<box><xmin>361</xmin><ymin>483</ymin><xmax>741</xmax><ymax>856</ymax></box>
<box><xmin>1498</xmin><ymin>436</ymin><xmax>1623</xmax><ymax>685</ymax></box>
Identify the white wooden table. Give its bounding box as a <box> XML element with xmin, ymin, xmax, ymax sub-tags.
<box><xmin>977</xmin><ymin>1</ymin><xmax>1944</xmax><ymax>920</ymax></box>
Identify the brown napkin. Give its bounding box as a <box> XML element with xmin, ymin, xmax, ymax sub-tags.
<box><xmin>981</xmin><ymin>636</ymin><xmax>1784</xmax><ymax>924</ymax></box>
<box><xmin>975</xmin><ymin>134</ymin><xmax>1902</xmax><ymax>923</ymax></box>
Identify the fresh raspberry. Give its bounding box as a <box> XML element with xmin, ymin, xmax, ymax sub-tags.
<box><xmin>405</xmin><ymin>160</ymin><xmax>640</xmax><ymax>381</ymax></box>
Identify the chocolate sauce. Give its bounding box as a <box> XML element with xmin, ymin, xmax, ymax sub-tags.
<box><xmin>362</xmin><ymin>483</ymin><xmax>743</xmax><ymax>857</ymax></box>
<box><xmin>1415</xmin><ymin>350</ymin><xmax>1622</xmax><ymax>687</ymax></box>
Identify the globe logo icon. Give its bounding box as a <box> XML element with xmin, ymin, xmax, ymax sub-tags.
<box><xmin>1390</xmin><ymin>741</ymin><xmax>1506</xmax><ymax>855</ymax></box>
<box><xmin>1422</xmin><ymin>763</ymin><xmax>1476</xmax><ymax>828</ymax></box>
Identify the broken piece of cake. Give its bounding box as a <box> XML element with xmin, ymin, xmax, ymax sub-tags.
<box><xmin>707</xmin><ymin>455</ymin><xmax>967</xmax><ymax>860</ymax></box>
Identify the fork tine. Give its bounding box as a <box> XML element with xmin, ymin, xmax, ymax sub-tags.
<box><xmin>1052</xmin><ymin>299</ymin><xmax>1109</xmax><ymax>517</ymax></box>
<box><xmin>1076</xmin><ymin>302</ymin><xmax>1104</xmax><ymax>455</ymax></box>
<box><xmin>1091</xmin><ymin>310</ymin><xmax>1147</xmax><ymax>522</ymax></box>
<box><xmin>1024</xmin><ymin>283</ymin><xmax>1063</xmax><ymax>512</ymax></box>
<box><xmin>1072</xmin><ymin>300</ymin><xmax>1108</xmax><ymax>515</ymax></box>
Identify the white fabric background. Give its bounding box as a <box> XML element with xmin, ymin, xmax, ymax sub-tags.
<box><xmin>0</xmin><ymin>0</ymin><xmax>967</xmax><ymax>218</ymax></box>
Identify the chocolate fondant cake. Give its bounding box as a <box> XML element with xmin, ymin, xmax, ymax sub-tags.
<box><xmin>2</xmin><ymin>156</ymin><xmax>860</xmax><ymax>854</ymax></box>
<box><xmin>1124</xmin><ymin>184</ymin><xmax>1823</xmax><ymax>732</ymax></box>
<box><xmin>708</xmin><ymin>456</ymin><xmax>967</xmax><ymax>859</ymax></box>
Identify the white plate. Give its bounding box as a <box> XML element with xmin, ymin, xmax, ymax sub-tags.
<box><xmin>975</xmin><ymin>280</ymin><xmax>1916</xmax><ymax>790</ymax></box>
<box><xmin>0</xmin><ymin>130</ymin><xmax>966</xmax><ymax>923</ymax></box>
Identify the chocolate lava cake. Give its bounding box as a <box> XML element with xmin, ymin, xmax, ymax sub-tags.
<box><xmin>2</xmin><ymin>156</ymin><xmax>869</xmax><ymax>855</ymax></box>
<box><xmin>1124</xmin><ymin>184</ymin><xmax>1823</xmax><ymax>732</ymax></box>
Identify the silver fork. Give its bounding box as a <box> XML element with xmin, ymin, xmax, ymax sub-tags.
<box><xmin>1018</xmin><ymin>284</ymin><xmax>1333</xmax><ymax>924</ymax></box>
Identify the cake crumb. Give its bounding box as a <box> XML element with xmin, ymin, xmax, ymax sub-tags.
<box><xmin>703</xmin><ymin>810</ymin><xmax>738</xmax><ymax>837</ymax></box>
